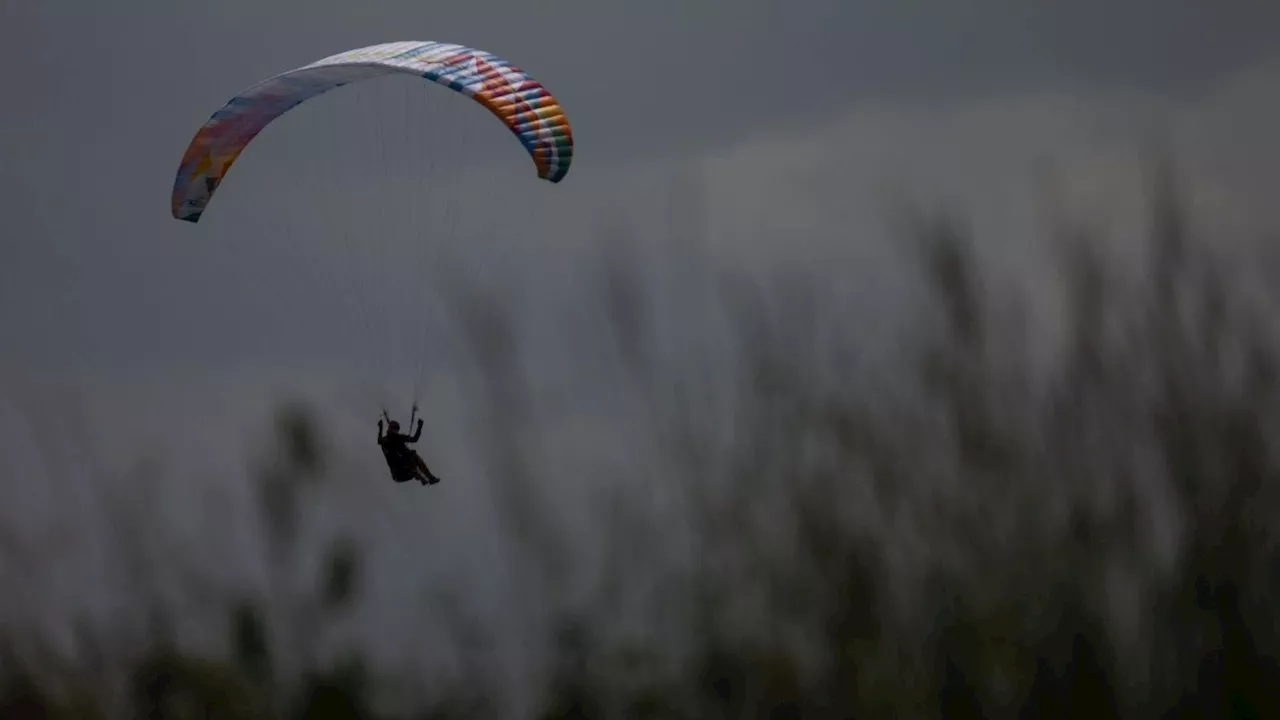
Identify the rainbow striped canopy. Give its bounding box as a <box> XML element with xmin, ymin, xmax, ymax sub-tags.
<box><xmin>171</xmin><ymin>40</ymin><xmax>574</xmax><ymax>223</ymax></box>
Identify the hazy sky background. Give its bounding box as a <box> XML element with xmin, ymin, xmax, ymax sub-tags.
<box><xmin>3</xmin><ymin>0</ymin><xmax>1280</xmax><ymax>706</ymax></box>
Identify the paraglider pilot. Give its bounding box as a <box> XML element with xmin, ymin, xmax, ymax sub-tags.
<box><xmin>378</xmin><ymin>411</ymin><xmax>441</xmax><ymax>486</ymax></box>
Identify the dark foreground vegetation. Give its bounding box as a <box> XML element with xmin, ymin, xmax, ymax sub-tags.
<box><xmin>4</xmin><ymin>162</ymin><xmax>1280</xmax><ymax>718</ymax></box>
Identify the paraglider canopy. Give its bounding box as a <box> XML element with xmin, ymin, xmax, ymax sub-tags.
<box><xmin>171</xmin><ymin>40</ymin><xmax>574</xmax><ymax>223</ymax></box>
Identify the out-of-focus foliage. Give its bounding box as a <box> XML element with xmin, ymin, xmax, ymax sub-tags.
<box><xmin>4</xmin><ymin>159</ymin><xmax>1280</xmax><ymax>718</ymax></box>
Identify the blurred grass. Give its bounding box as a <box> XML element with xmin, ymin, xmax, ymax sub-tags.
<box><xmin>4</xmin><ymin>157</ymin><xmax>1280</xmax><ymax>719</ymax></box>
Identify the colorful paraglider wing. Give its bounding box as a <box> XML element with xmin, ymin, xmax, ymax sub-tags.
<box><xmin>171</xmin><ymin>41</ymin><xmax>573</xmax><ymax>223</ymax></box>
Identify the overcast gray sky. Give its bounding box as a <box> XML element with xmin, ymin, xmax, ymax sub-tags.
<box><xmin>3</xmin><ymin>0</ymin><xmax>1279</xmax><ymax>373</ymax></box>
<box><xmin>2</xmin><ymin>0</ymin><xmax>1280</xmax><ymax>706</ymax></box>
